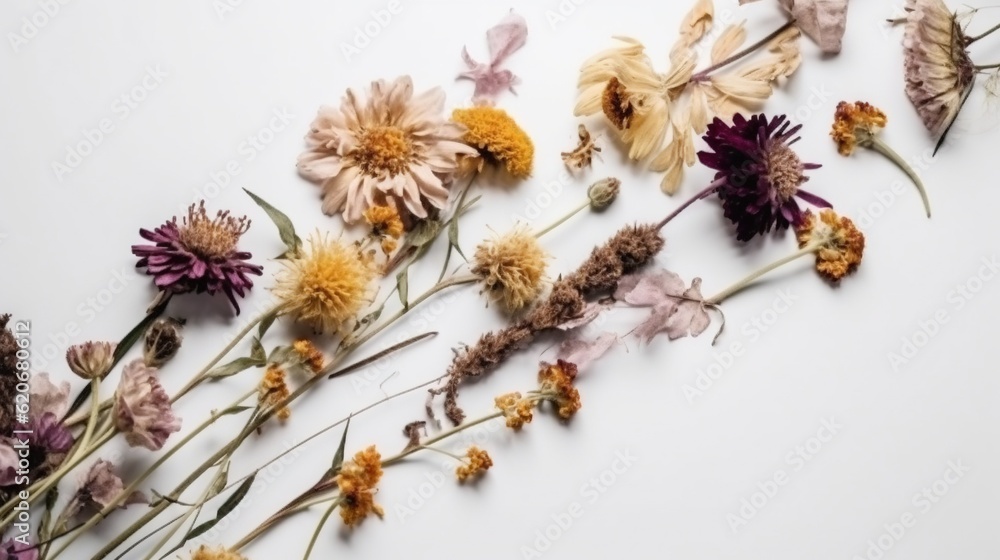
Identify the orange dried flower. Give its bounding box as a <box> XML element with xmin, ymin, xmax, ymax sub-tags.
<box><xmin>494</xmin><ymin>392</ymin><xmax>534</xmax><ymax>430</ymax></box>
<box><xmin>258</xmin><ymin>364</ymin><xmax>291</xmax><ymax>420</ymax></box>
<box><xmin>452</xmin><ymin>106</ymin><xmax>534</xmax><ymax>178</ymax></box>
<box><xmin>831</xmin><ymin>101</ymin><xmax>888</xmax><ymax>156</ymax></box>
<box><xmin>364</xmin><ymin>205</ymin><xmax>404</xmax><ymax>255</ymax></box>
<box><xmin>189</xmin><ymin>545</ymin><xmax>246</xmax><ymax>560</ymax></box>
<box><xmin>456</xmin><ymin>446</ymin><xmax>494</xmax><ymax>482</ymax></box>
<box><xmin>336</xmin><ymin>446</ymin><xmax>385</xmax><ymax>526</ymax></box>
<box><xmin>537</xmin><ymin>360</ymin><xmax>582</xmax><ymax>420</ymax></box>
<box><xmin>796</xmin><ymin>209</ymin><xmax>865</xmax><ymax>282</ymax></box>
<box><xmin>292</xmin><ymin>339</ymin><xmax>325</xmax><ymax>374</ymax></box>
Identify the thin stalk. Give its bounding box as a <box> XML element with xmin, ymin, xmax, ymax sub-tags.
<box><xmin>46</xmin><ymin>389</ymin><xmax>256</xmax><ymax>560</ymax></box>
<box><xmin>532</xmin><ymin>198</ymin><xmax>591</xmax><ymax>238</ymax></box>
<box><xmin>141</xmin><ymin>473</ymin><xmax>219</xmax><ymax>560</ymax></box>
<box><xmin>382</xmin><ymin>411</ymin><xmax>503</xmax><ymax>467</ymax></box>
<box><xmin>230</xmin><ymin>494</ymin><xmax>339</xmax><ymax>552</ymax></box>
<box><xmin>656</xmin><ymin>179</ymin><xmax>724</xmax><ymax>230</ymax></box>
<box><xmin>706</xmin><ymin>243</ymin><xmax>820</xmax><ymax>305</ymax></box>
<box><xmin>968</xmin><ymin>22</ymin><xmax>1000</xmax><ymax>44</ymax></box>
<box><xmin>866</xmin><ymin>136</ymin><xmax>931</xmax><ymax>218</ymax></box>
<box><xmin>975</xmin><ymin>62</ymin><xmax>1000</xmax><ymax>70</ymax></box>
<box><xmin>302</xmin><ymin>497</ymin><xmax>345</xmax><ymax>560</ymax></box>
<box><xmin>71</xmin><ymin>378</ymin><xmax>101</xmax><ymax>462</ymax></box>
<box><xmin>171</xmin><ymin>302</ymin><xmax>284</xmax><ymax>402</ymax></box>
<box><xmin>689</xmin><ymin>20</ymin><xmax>797</xmax><ymax>82</ymax></box>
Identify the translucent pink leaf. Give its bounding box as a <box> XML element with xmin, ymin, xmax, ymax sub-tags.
<box><xmin>558</xmin><ymin>332</ymin><xmax>618</xmax><ymax>371</ymax></box>
<box><xmin>616</xmin><ymin>269</ymin><xmax>712</xmax><ymax>343</ymax></box>
<box><xmin>457</xmin><ymin>10</ymin><xmax>528</xmax><ymax>100</ymax></box>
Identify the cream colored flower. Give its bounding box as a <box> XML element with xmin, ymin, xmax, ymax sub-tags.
<box><xmin>297</xmin><ymin>76</ymin><xmax>478</xmax><ymax>223</ymax></box>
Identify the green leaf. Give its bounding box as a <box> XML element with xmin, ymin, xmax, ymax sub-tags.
<box><xmin>243</xmin><ymin>188</ymin><xmax>303</xmax><ymax>259</ymax></box>
<box><xmin>250</xmin><ymin>337</ymin><xmax>266</xmax><ymax>362</ymax></box>
<box><xmin>257</xmin><ymin>308</ymin><xmax>278</xmax><ymax>339</ymax></box>
<box><xmin>331</xmin><ymin>417</ymin><xmax>351</xmax><ymax>474</ymax></box>
<box><xmin>207</xmin><ymin>356</ymin><xmax>265</xmax><ymax>379</ymax></box>
<box><xmin>396</xmin><ymin>269</ymin><xmax>409</xmax><ymax>310</ymax></box>
<box><xmin>159</xmin><ymin>474</ymin><xmax>257</xmax><ymax>559</ymax></box>
<box><xmin>407</xmin><ymin>219</ymin><xmax>442</xmax><ymax>249</ymax></box>
<box><xmin>219</xmin><ymin>405</ymin><xmax>254</xmax><ymax>416</ymax></box>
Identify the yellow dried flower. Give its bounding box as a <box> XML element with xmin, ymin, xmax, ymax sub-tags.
<box><xmin>336</xmin><ymin>446</ymin><xmax>385</xmax><ymax>526</ymax></box>
<box><xmin>831</xmin><ymin>101</ymin><xmax>888</xmax><ymax>156</ymax></box>
<box><xmin>452</xmin><ymin>106</ymin><xmax>534</xmax><ymax>178</ymax></box>
<box><xmin>190</xmin><ymin>546</ymin><xmax>246</xmax><ymax>560</ymax></box>
<box><xmin>272</xmin><ymin>233</ymin><xmax>376</xmax><ymax>334</ymax></box>
<box><xmin>795</xmin><ymin>209</ymin><xmax>865</xmax><ymax>282</ymax></box>
<box><xmin>472</xmin><ymin>226</ymin><xmax>548</xmax><ymax>313</ymax></box>
<box><xmin>292</xmin><ymin>339</ymin><xmax>325</xmax><ymax>374</ymax></box>
<box><xmin>494</xmin><ymin>392</ymin><xmax>534</xmax><ymax>430</ymax></box>
<box><xmin>259</xmin><ymin>364</ymin><xmax>291</xmax><ymax>421</ymax></box>
<box><xmin>538</xmin><ymin>360</ymin><xmax>582</xmax><ymax>420</ymax></box>
<box><xmin>364</xmin><ymin>205</ymin><xmax>404</xmax><ymax>239</ymax></box>
<box><xmin>456</xmin><ymin>446</ymin><xmax>493</xmax><ymax>482</ymax></box>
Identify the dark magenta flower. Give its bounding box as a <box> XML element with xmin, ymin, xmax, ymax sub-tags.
<box><xmin>132</xmin><ymin>202</ymin><xmax>263</xmax><ymax>314</ymax></box>
<box><xmin>698</xmin><ymin>113</ymin><xmax>831</xmax><ymax>241</ymax></box>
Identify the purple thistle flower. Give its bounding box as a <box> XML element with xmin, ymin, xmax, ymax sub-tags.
<box><xmin>698</xmin><ymin>113</ymin><xmax>831</xmax><ymax>242</ymax></box>
<box><xmin>132</xmin><ymin>202</ymin><xmax>263</xmax><ymax>314</ymax></box>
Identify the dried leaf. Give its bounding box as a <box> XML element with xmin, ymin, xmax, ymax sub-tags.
<box><xmin>458</xmin><ymin>10</ymin><xmax>528</xmax><ymax>99</ymax></box>
<box><xmin>711</xmin><ymin>23</ymin><xmax>748</xmax><ymax>64</ymax></box>
<box><xmin>243</xmin><ymin>188</ymin><xmax>303</xmax><ymax>259</ymax></box>
<box><xmin>557</xmin><ymin>332</ymin><xmax>618</xmax><ymax>372</ymax></box>
<box><xmin>556</xmin><ymin>301</ymin><xmax>610</xmax><ymax>331</ymax></box>
<box><xmin>617</xmin><ymin>270</ymin><xmax>712</xmax><ymax>343</ymax></box>
<box><xmin>741</xmin><ymin>0</ymin><xmax>846</xmax><ymax>54</ymax></box>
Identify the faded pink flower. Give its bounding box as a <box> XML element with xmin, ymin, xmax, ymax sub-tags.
<box><xmin>902</xmin><ymin>0</ymin><xmax>975</xmax><ymax>137</ymax></box>
<box><xmin>29</xmin><ymin>373</ymin><xmax>70</xmax><ymax>422</ymax></box>
<box><xmin>65</xmin><ymin>459</ymin><xmax>146</xmax><ymax>520</ymax></box>
<box><xmin>66</xmin><ymin>341</ymin><xmax>116</xmax><ymax>380</ymax></box>
<box><xmin>297</xmin><ymin>76</ymin><xmax>477</xmax><ymax>225</ymax></box>
<box><xmin>113</xmin><ymin>359</ymin><xmax>181</xmax><ymax>451</ymax></box>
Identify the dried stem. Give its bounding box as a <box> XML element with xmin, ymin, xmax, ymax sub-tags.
<box><xmin>689</xmin><ymin>20</ymin><xmax>797</xmax><ymax>82</ymax></box>
<box><xmin>866</xmin><ymin>136</ymin><xmax>931</xmax><ymax>218</ymax></box>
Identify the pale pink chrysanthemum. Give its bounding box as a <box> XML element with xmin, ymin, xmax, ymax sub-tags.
<box><xmin>113</xmin><ymin>359</ymin><xmax>181</xmax><ymax>451</ymax></box>
<box><xmin>902</xmin><ymin>0</ymin><xmax>975</xmax><ymax>136</ymax></box>
<box><xmin>297</xmin><ymin>76</ymin><xmax>478</xmax><ymax>224</ymax></box>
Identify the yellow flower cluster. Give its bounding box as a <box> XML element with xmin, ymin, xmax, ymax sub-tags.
<box><xmin>258</xmin><ymin>364</ymin><xmax>291</xmax><ymax>421</ymax></box>
<box><xmin>452</xmin><ymin>106</ymin><xmax>534</xmax><ymax>178</ymax></box>
<box><xmin>292</xmin><ymin>339</ymin><xmax>325</xmax><ymax>375</ymax></box>
<box><xmin>336</xmin><ymin>446</ymin><xmax>385</xmax><ymax>527</ymax></box>
<box><xmin>456</xmin><ymin>446</ymin><xmax>494</xmax><ymax>482</ymax></box>
<box><xmin>831</xmin><ymin>101</ymin><xmax>888</xmax><ymax>156</ymax></box>
<box><xmin>190</xmin><ymin>545</ymin><xmax>246</xmax><ymax>560</ymax></box>
<box><xmin>494</xmin><ymin>392</ymin><xmax>535</xmax><ymax>430</ymax></box>
<box><xmin>538</xmin><ymin>360</ymin><xmax>582</xmax><ymax>420</ymax></box>
<box><xmin>796</xmin><ymin>210</ymin><xmax>865</xmax><ymax>282</ymax></box>
<box><xmin>363</xmin><ymin>205</ymin><xmax>405</xmax><ymax>254</ymax></box>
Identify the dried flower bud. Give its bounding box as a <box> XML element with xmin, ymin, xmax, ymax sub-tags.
<box><xmin>66</xmin><ymin>341</ymin><xmax>116</xmax><ymax>380</ymax></box>
<box><xmin>143</xmin><ymin>318</ymin><xmax>184</xmax><ymax>367</ymax></box>
<box><xmin>587</xmin><ymin>177</ymin><xmax>621</xmax><ymax>211</ymax></box>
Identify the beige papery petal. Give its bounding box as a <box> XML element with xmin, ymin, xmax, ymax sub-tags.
<box><xmin>740</xmin><ymin>27</ymin><xmax>802</xmax><ymax>81</ymax></box>
<box><xmin>649</xmin><ymin>124</ymin><xmax>695</xmax><ymax>195</ymax></box>
<box><xmin>711</xmin><ymin>23</ymin><xmax>748</xmax><ymax>64</ymax></box>
<box><xmin>675</xmin><ymin>0</ymin><xmax>715</xmax><ymax>50</ymax></box>
<box><xmin>688</xmin><ymin>83</ymin><xmax>713</xmax><ymax>134</ymax></box>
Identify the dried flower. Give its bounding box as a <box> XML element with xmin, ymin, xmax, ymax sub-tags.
<box><xmin>832</xmin><ymin>101</ymin><xmax>931</xmax><ymax>217</ymax></box>
<box><xmin>142</xmin><ymin>317</ymin><xmax>184</xmax><ymax>367</ymax></box>
<box><xmin>537</xmin><ymin>360</ymin><xmax>582</xmax><ymax>420</ymax></box>
<box><xmin>472</xmin><ymin>227</ymin><xmax>548</xmax><ymax>313</ymax></box>
<box><xmin>0</xmin><ymin>315</ymin><xmax>18</xmax><ymax>431</ymax></box>
<box><xmin>297</xmin><ymin>76</ymin><xmax>477</xmax><ymax>223</ymax></box>
<box><xmin>272</xmin><ymin>233</ymin><xmax>376</xmax><ymax>335</ymax></box>
<box><xmin>189</xmin><ymin>546</ymin><xmax>246</xmax><ymax>560</ymax></box>
<box><xmin>132</xmin><ymin>202</ymin><xmax>263</xmax><ymax>314</ymax></box>
<box><xmin>831</xmin><ymin>101</ymin><xmax>888</xmax><ymax>156</ymax></box>
<box><xmin>336</xmin><ymin>446</ymin><xmax>385</xmax><ymax>526</ymax></box>
<box><xmin>456</xmin><ymin>446</ymin><xmax>493</xmax><ymax>482</ymax></box>
<box><xmin>587</xmin><ymin>177</ymin><xmax>620</xmax><ymax>211</ymax></box>
<box><xmin>113</xmin><ymin>359</ymin><xmax>181</xmax><ymax>451</ymax></box>
<box><xmin>1</xmin><ymin>413</ymin><xmax>74</xmax><ymax>487</ymax></box>
<box><xmin>65</xmin><ymin>341</ymin><xmax>115</xmax><ymax>380</ymax></box>
<box><xmin>65</xmin><ymin>459</ymin><xmax>146</xmax><ymax>520</ymax></box>
<box><xmin>364</xmin><ymin>205</ymin><xmax>404</xmax><ymax>254</ymax></box>
<box><xmin>452</xmin><ymin>106</ymin><xmax>534</xmax><ymax>178</ymax></box>
<box><xmin>258</xmin><ymin>364</ymin><xmax>291</xmax><ymax>421</ymax></box>
<box><xmin>494</xmin><ymin>392</ymin><xmax>535</xmax><ymax>430</ymax></box>
<box><xmin>561</xmin><ymin>124</ymin><xmax>601</xmax><ymax>170</ymax></box>
<box><xmin>0</xmin><ymin>538</ymin><xmax>38</xmax><ymax>560</ymax></box>
<box><xmin>902</xmin><ymin>0</ymin><xmax>975</xmax><ymax>138</ymax></box>
<box><xmin>796</xmin><ymin>209</ymin><xmax>865</xmax><ymax>281</ymax></box>
<box><xmin>698</xmin><ymin>113</ymin><xmax>831</xmax><ymax>241</ymax></box>
<box><xmin>292</xmin><ymin>340</ymin><xmax>325</xmax><ymax>375</ymax></box>
<box><xmin>458</xmin><ymin>10</ymin><xmax>528</xmax><ymax>100</ymax></box>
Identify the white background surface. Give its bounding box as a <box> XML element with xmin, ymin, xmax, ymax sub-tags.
<box><xmin>3</xmin><ymin>0</ymin><xmax>1000</xmax><ymax>558</ymax></box>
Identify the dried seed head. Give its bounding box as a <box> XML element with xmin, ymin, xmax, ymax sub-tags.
<box><xmin>143</xmin><ymin>318</ymin><xmax>184</xmax><ymax>368</ymax></box>
<box><xmin>587</xmin><ymin>177</ymin><xmax>621</xmax><ymax>211</ymax></box>
<box><xmin>602</xmin><ymin>77</ymin><xmax>635</xmax><ymax>130</ymax></box>
<box><xmin>67</xmin><ymin>341</ymin><xmax>117</xmax><ymax>380</ymax></box>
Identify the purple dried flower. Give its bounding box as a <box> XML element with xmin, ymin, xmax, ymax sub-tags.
<box><xmin>65</xmin><ymin>459</ymin><xmax>147</xmax><ymax>520</ymax></box>
<box><xmin>698</xmin><ymin>113</ymin><xmax>831</xmax><ymax>241</ymax></box>
<box><xmin>1</xmin><ymin>413</ymin><xmax>74</xmax><ymax>488</ymax></box>
<box><xmin>113</xmin><ymin>359</ymin><xmax>181</xmax><ymax>451</ymax></box>
<box><xmin>131</xmin><ymin>202</ymin><xmax>263</xmax><ymax>314</ymax></box>
<box><xmin>0</xmin><ymin>537</ymin><xmax>38</xmax><ymax>560</ymax></box>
